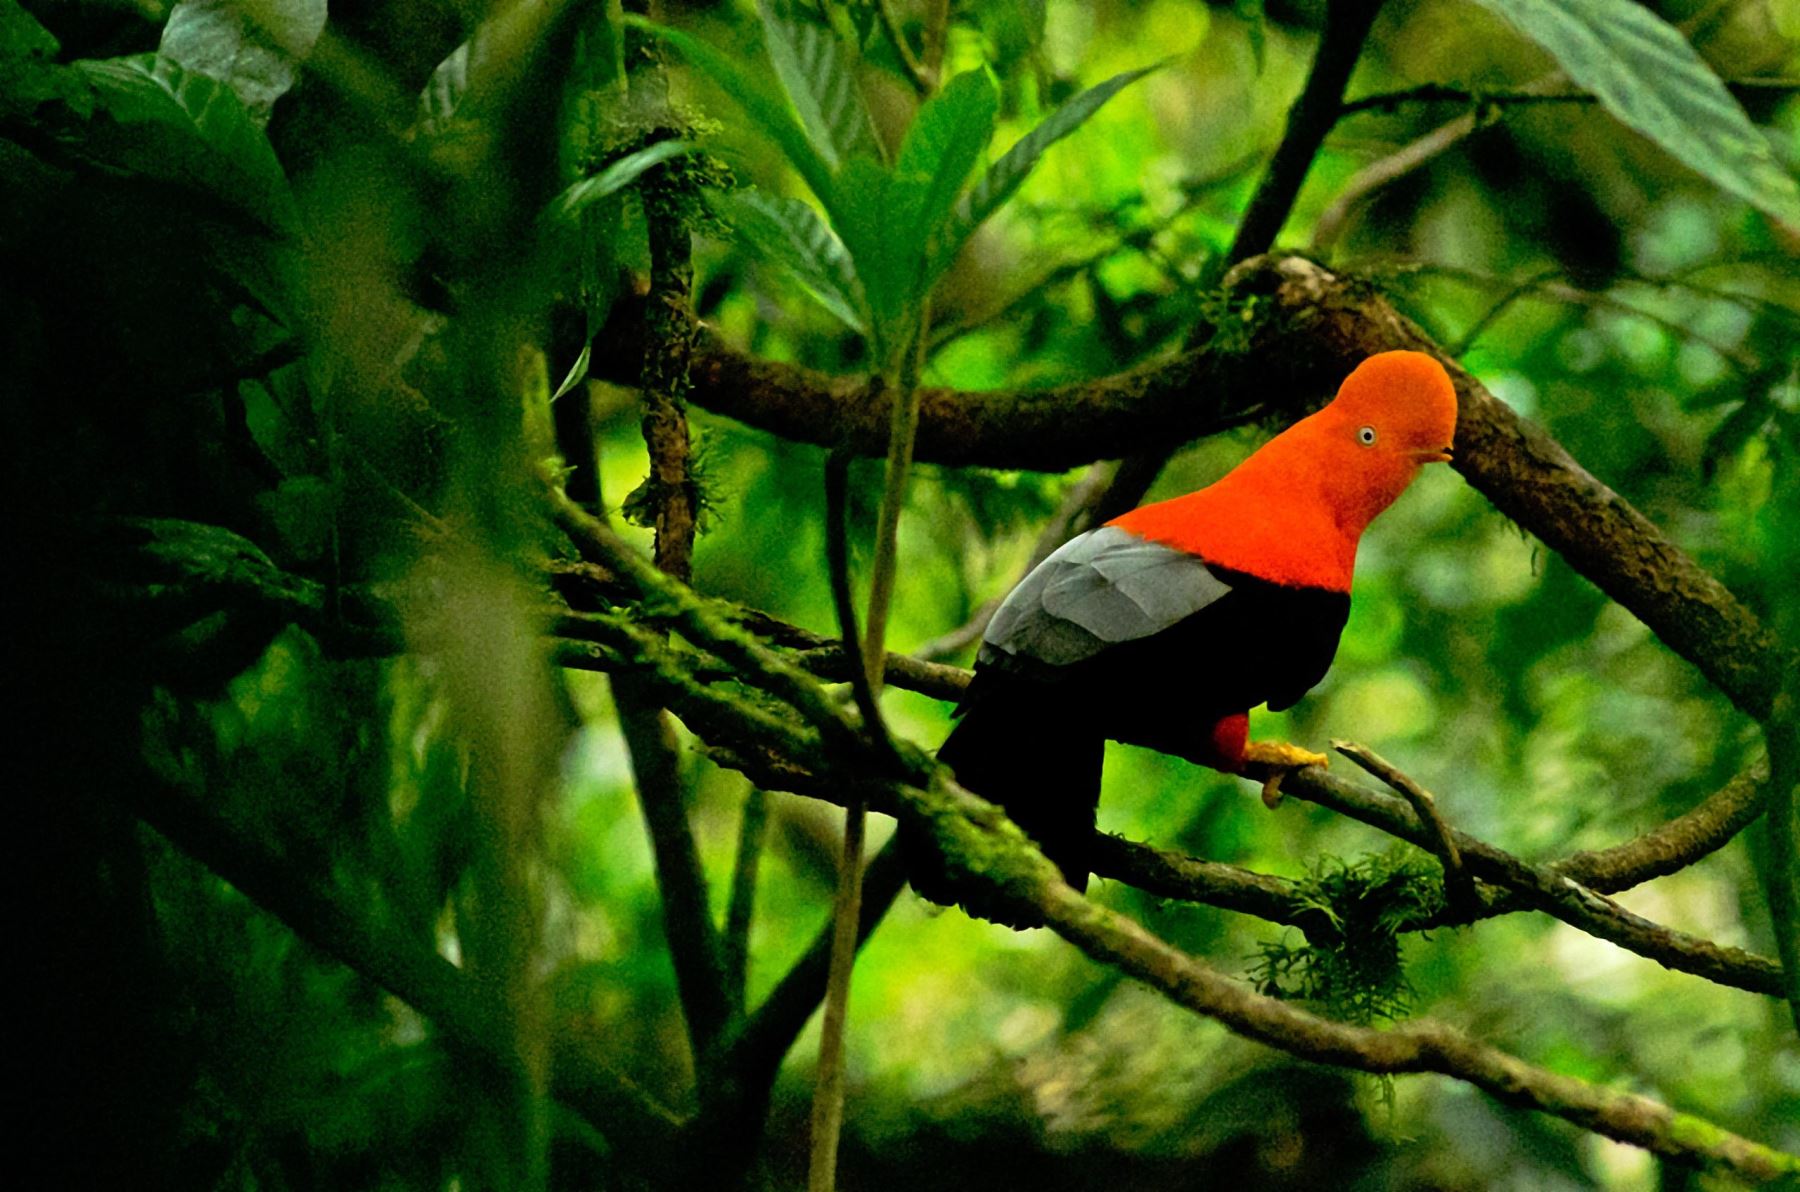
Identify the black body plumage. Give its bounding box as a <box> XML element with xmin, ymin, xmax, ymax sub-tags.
<box><xmin>913</xmin><ymin>527</ymin><xmax>1350</xmax><ymax>923</ymax></box>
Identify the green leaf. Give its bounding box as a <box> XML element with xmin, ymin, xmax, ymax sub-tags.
<box><xmin>830</xmin><ymin>155</ymin><xmax>910</xmax><ymax>352</ymax></box>
<box><xmin>710</xmin><ymin>187</ymin><xmax>866</xmax><ymax>333</ymax></box>
<box><xmin>74</xmin><ymin>54</ymin><xmax>297</xmax><ymax>233</ymax></box>
<box><xmin>894</xmin><ymin>68</ymin><xmax>999</xmax><ymax>287</ymax></box>
<box><xmin>258</xmin><ymin>475</ymin><xmax>334</xmax><ymax>565</ymax></box>
<box><xmin>1</xmin><ymin>1</ymin><xmax>91</xmax><ymax>121</ymax></box>
<box><xmin>417</xmin><ymin>42</ymin><xmax>470</xmax><ymax>134</ymax></box>
<box><xmin>937</xmin><ymin>63</ymin><xmax>1158</xmax><ymax>275</ymax></box>
<box><xmin>1</xmin><ymin>0</ymin><xmax>58</xmax><ymax>60</ymax></box>
<box><xmin>1464</xmin><ymin>0</ymin><xmax>1800</xmax><ymax>227</ymax></box>
<box><xmin>551</xmin><ymin>344</ymin><xmax>592</xmax><ymax>402</ymax></box>
<box><xmin>159</xmin><ymin>0</ymin><xmax>327</xmax><ymax>124</ymax></box>
<box><xmin>549</xmin><ymin>139</ymin><xmax>692</xmax><ymax>221</ymax></box>
<box><xmin>623</xmin><ymin>14</ymin><xmax>835</xmax><ymax>206</ymax></box>
<box><xmin>756</xmin><ymin>0</ymin><xmax>879</xmax><ymax>169</ymax></box>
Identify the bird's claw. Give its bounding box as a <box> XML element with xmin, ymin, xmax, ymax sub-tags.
<box><xmin>1242</xmin><ymin>741</ymin><xmax>1329</xmax><ymax>808</ymax></box>
<box><xmin>1242</xmin><ymin>741</ymin><xmax>1330</xmax><ymax>770</ymax></box>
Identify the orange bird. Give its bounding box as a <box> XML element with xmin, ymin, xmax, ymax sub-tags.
<box><xmin>926</xmin><ymin>351</ymin><xmax>1458</xmax><ymax>914</ymax></box>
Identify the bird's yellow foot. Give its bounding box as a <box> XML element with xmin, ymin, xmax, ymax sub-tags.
<box><xmin>1242</xmin><ymin>741</ymin><xmax>1330</xmax><ymax>769</ymax></box>
<box><xmin>1241</xmin><ymin>741</ymin><xmax>1329</xmax><ymax>808</ymax></box>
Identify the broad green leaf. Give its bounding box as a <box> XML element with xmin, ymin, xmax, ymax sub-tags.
<box><xmin>830</xmin><ymin>155</ymin><xmax>911</xmax><ymax>354</ymax></box>
<box><xmin>549</xmin><ymin>139</ymin><xmax>693</xmax><ymax>221</ymax></box>
<box><xmin>623</xmin><ymin>14</ymin><xmax>835</xmax><ymax>206</ymax></box>
<box><xmin>1464</xmin><ymin>0</ymin><xmax>1800</xmax><ymax>227</ymax></box>
<box><xmin>159</xmin><ymin>0</ymin><xmax>326</xmax><ymax>124</ymax></box>
<box><xmin>710</xmin><ymin>188</ymin><xmax>867</xmax><ymax>333</ymax></box>
<box><xmin>1</xmin><ymin>0</ymin><xmax>91</xmax><ymax>121</ymax></box>
<box><xmin>74</xmin><ymin>54</ymin><xmax>297</xmax><ymax>233</ymax></box>
<box><xmin>937</xmin><ymin>63</ymin><xmax>1158</xmax><ymax>275</ymax></box>
<box><xmin>1</xmin><ymin>0</ymin><xmax>58</xmax><ymax>60</ymax></box>
<box><xmin>894</xmin><ymin>68</ymin><xmax>1000</xmax><ymax>288</ymax></box>
<box><xmin>756</xmin><ymin>0</ymin><xmax>879</xmax><ymax>169</ymax></box>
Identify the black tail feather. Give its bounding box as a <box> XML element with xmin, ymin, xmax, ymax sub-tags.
<box><xmin>907</xmin><ymin>684</ymin><xmax>1104</xmax><ymax>926</ymax></box>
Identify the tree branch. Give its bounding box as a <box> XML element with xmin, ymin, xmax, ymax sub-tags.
<box><xmin>893</xmin><ymin>762</ymin><xmax>1800</xmax><ymax>1183</ymax></box>
<box><xmin>616</xmin><ymin>692</ymin><xmax>732</xmax><ymax>1056</ymax></box>
<box><xmin>102</xmin><ymin>514</ymin><xmax>1796</xmax><ymax>1176</ymax></box>
<box><xmin>1338</xmin><ymin>77</ymin><xmax>1800</xmax><ymax>118</ymax></box>
<box><xmin>1275</xmin><ymin>767</ymin><xmax>1784</xmax><ymax>997</ymax></box>
<box><xmin>1334</xmin><ymin>739</ymin><xmax>1474</xmax><ymax>910</ymax></box>
<box><xmin>722</xmin><ymin>783</ymin><xmax>769</xmax><ymax>1018</ymax></box>
<box><xmin>1309</xmin><ymin>70</ymin><xmax>1564</xmax><ymax>252</ymax></box>
<box><xmin>609</xmin><ymin>23</ymin><xmax>733</xmax><ymax>1061</ymax></box>
<box><xmin>1030</xmin><ymin>864</ymin><xmax>1797</xmax><ymax>1183</ymax></box>
<box><xmin>561</xmin><ymin>599</ymin><xmax>1785</xmax><ymax>1000</ymax></box>
<box><xmin>604</xmin><ymin>254</ymin><xmax>1792</xmax><ymax>721</ymax></box>
<box><xmin>111</xmin><ymin>514</ymin><xmax>1782</xmax><ymax>999</ymax></box>
<box><xmin>1226</xmin><ymin>0</ymin><xmax>1383</xmax><ymax>262</ymax></box>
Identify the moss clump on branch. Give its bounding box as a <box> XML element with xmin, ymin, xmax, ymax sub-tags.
<box><xmin>1249</xmin><ymin>849</ymin><xmax>1445</xmax><ymax>1026</ymax></box>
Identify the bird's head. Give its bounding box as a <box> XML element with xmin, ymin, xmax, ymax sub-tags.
<box><xmin>1294</xmin><ymin>349</ymin><xmax>1459</xmax><ymax>533</ymax></box>
<box><xmin>1327</xmin><ymin>350</ymin><xmax>1459</xmax><ymax>463</ymax></box>
<box><xmin>1107</xmin><ymin>350</ymin><xmax>1460</xmax><ymax>590</ymax></box>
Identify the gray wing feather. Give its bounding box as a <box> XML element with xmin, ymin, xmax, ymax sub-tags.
<box><xmin>980</xmin><ymin>525</ymin><xmax>1232</xmax><ymax>669</ymax></box>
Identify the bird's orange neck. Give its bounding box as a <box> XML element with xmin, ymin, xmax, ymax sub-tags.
<box><xmin>1107</xmin><ymin>410</ymin><xmax>1425</xmax><ymax>592</ymax></box>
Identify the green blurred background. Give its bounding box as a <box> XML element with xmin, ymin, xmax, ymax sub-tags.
<box><xmin>5</xmin><ymin>0</ymin><xmax>1797</xmax><ymax>1188</ymax></box>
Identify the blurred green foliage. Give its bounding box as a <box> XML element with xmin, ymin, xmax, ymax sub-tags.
<box><xmin>5</xmin><ymin>0</ymin><xmax>1798</xmax><ymax>1188</ymax></box>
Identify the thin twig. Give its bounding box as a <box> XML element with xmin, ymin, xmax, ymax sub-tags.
<box><xmin>876</xmin><ymin>0</ymin><xmax>932</xmax><ymax>95</ymax></box>
<box><xmin>928</xmin><ymin>156</ymin><xmax>1262</xmax><ymax>353</ymax></box>
<box><xmin>722</xmin><ymin>783</ymin><xmax>769</xmax><ymax>1018</ymax></box>
<box><xmin>1760</xmin><ymin>685</ymin><xmax>1800</xmax><ymax>1035</ymax></box>
<box><xmin>919</xmin><ymin>0</ymin><xmax>949</xmax><ymax>85</ymax></box>
<box><xmin>1333</xmin><ymin>740</ymin><xmax>1475</xmax><ymax>910</ymax></box>
<box><xmin>617</xmin><ymin>695</ymin><xmax>731</xmax><ymax>1054</ymax></box>
<box><xmin>1096</xmin><ymin>0</ymin><xmax>1384</xmax><ymax>532</ymax></box>
<box><xmin>1450</xmin><ymin>267</ymin><xmax>1562</xmax><ymax>356</ymax></box>
<box><xmin>1395</xmin><ymin>261</ymin><xmax>1767</xmax><ymax>375</ymax></box>
<box><xmin>810</xmin><ymin>309</ymin><xmax>932</xmax><ymax>1192</ymax></box>
<box><xmin>823</xmin><ymin>451</ymin><xmax>897</xmax><ymax>757</ymax></box>
<box><xmin>708</xmin><ymin>840</ymin><xmax>910</xmax><ymax>1119</ymax></box>
<box><xmin>1340</xmin><ymin>76</ymin><xmax>1800</xmax><ymax>117</ymax></box>
<box><xmin>1226</xmin><ymin>0</ymin><xmax>1384</xmax><ymax>262</ymax></box>
<box><xmin>1339</xmin><ymin>83</ymin><xmax>1598</xmax><ymax>117</ymax></box>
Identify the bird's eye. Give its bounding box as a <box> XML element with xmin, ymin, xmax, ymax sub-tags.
<box><xmin>1357</xmin><ymin>425</ymin><xmax>1377</xmax><ymax>446</ymax></box>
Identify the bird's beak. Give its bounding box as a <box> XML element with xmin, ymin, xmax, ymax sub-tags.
<box><xmin>1414</xmin><ymin>446</ymin><xmax>1455</xmax><ymax>464</ymax></box>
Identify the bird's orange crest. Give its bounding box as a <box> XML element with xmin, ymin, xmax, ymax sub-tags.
<box><xmin>1108</xmin><ymin>351</ymin><xmax>1458</xmax><ymax>592</ymax></box>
